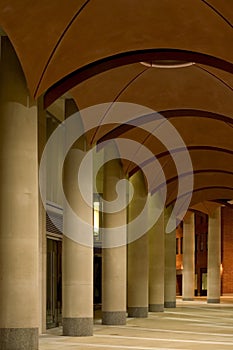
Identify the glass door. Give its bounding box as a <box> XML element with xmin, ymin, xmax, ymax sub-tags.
<box><xmin>46</xmin><ymin>238</ymin><xmax>62</xmax><ymax>328</ymax></box>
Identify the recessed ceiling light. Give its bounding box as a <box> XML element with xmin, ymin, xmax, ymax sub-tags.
<box><xmin>140</xmin><ymin>60</ymin><xmax>195</xmax><ymax>69</ymax></box>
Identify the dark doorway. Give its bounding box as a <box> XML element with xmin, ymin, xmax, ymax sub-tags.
<box><xmin>46</xmin><ymin>238</ymin><xmax>62</xmax><ymax>328</ymax></box>
<box><xmin>176</xmin><ymin>274</ymin><xmax>182</xmax><ymax>296</ymax></box>
<box><xmin>94</xmin><ymin>254</ymin><xmax>102</xmax><ymax>305</ymax></box>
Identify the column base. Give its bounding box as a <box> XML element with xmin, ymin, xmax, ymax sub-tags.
<box><xmin>63</xmin><ymin>317</ymin><xmax>93</xmax><ymax>336</ymax></box>
<box><xmin>0</xmin><ymin>328</ymin><xmax>38</xmax><ymax>350</ymax></box>
<box><xmin>128</xmin><ymin>307</ymin><xmax>148</xmax><ymax>318</ymax></box>
<box><xmin>164</xmin><ymin>301</ymin><xmax>176</xmax><ymax>308</ymax></box>
<box><xmin>149</xmin><ymin>304</ymin><xmax>164</xmax><ymax>312</ymax></box>
<box><xmin>102</xmin><ymin>311</ymin><xmax>126</xmax><ymax>325</ymax></box>
<box><xmin>183</xmin><ymin>298</ymin><xmax>194</xmax><ymax>301</ymax></box>
<box><xmin>207</xmin><ymin>298</ymin><xmax>220</xmax><ymax>304</ymax></box>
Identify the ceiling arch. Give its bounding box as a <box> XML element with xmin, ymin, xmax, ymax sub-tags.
<box><xmin>97</xmin><ymin>109</ymin><xmax>233</xmax><ymax>146</ymax></box>
<box><xmin>168</xmin><ymin>187</ymin><xmax>233</xmax><ymax>208</ymax></box>
<box><xmin>128</xmin><ymin>147</ymin><xmax>233</xmax><ymax>179</ymax></box>
<box><xmin>71</xmin><ymin>63</ymin><xmax>233</xmax><ymax>150</ymax></box>
<box><xmin>44</xmin><ymin>50</ymin><xmax>233</xmax><ymax>108</ymax></box>
<box><xmin>0</xmin><ymin>0</ymin><xmax>233</xmax><ymax>102</ymax></box>
<box><xmin>0</xmin><ymin>0</ymin><xmax>232</xmax><ymax>209</ymax></box>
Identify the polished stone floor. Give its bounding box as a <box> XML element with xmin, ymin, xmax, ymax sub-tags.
<box><xmin>40</xmin><ymin>297</ymin><xmax>233</xmax><ymax>350</ymax></box>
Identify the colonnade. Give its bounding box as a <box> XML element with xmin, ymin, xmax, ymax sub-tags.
<box><xmin>0</xmin><ymin>37</ymin><xmax>223</xmax><ymax>350</ymax></box>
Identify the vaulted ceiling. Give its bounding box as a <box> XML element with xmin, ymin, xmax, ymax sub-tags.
<box><xmin>0</xmin><ymin>0</ymin><xmax>232</xmax><ymax>210</ymax></box>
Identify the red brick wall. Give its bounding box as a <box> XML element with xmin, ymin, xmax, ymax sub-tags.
<box><xmin>176</xmin><ymin>224</ymin><xmax>183</xmax><ymax>270</ymax></box>
<box><xmin>175</xmin><ymin>208</ymin><xmax>233</xmax><ymax>296</ymax></box>
<box><xmin>222</xmin><ymin>207</ymin><xmax>233</xmax><ymax>294</ymax></box>
<box><xmin>176</xmin><ymin>224</ymin><xmax>183</xmax><ymax>295</ymax></box>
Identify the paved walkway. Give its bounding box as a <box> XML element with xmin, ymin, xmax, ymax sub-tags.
<box><xmin>40</xmin><ymin>297</ymin><xmax>233</xmax><ymax>349</ymax></box>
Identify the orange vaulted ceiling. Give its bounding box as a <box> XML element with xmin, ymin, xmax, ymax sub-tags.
<box><xmin>0</xmin><ymin>0</ymin><xmax>233</xmax><ymax>101</ymax></box>
<box><xmin>0</xmin><ymin>0</ymin><xmax>232</xmax><ymax>208</ymax></box>
<box><xmin>69</xmin><ymin>60</ymin><xmax>233</xmax><ymax>205</ymax></box>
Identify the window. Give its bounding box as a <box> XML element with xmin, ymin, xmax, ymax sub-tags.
<box><xmin>176</xmin><ymin>238</ymin><xmax>179</xmax><ymax>254</ymax></box>
<box><xmin>93</xmin><ymin>201</ymin><xmax>100</xmax><ymax>237</ymax></box>
<box><xmin>93</xmin><ymin>193</ymin><xmax>103</xmax><ymax>245</ymax></box>
<box><xmin>180</xmin><ymin>237</ymin><xmax>183</xmax><ymax>254</ymax></box>
<box><xmin>202</xmin><ymin>272</ymin><xmax>207</xmax><ymax>291</ymax></box>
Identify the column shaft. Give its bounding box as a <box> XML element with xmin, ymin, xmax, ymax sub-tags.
<box><xmin>182</xmin><ymin>212</ymin><xmax>195</xmax><ymax>301</ymax></box>
<box><xmin>0</xmin><ymin>37</ymin><xmax>39</xmax><ymax>349</ymax></box>
<box><xmin>102</xmin><ymin>156</ymin><xmax>127</xmax><ymax>325</ymax></box>
<box><xmin>63</xmin><ymin>149</ymin><xmax>93</xmax><ymax>336</ymax></box>
<box><xmin>207</xmin><ymin>207</ymin><xmax>221</xmax><ymax>303</ymax></box>
<box><xmin>149</xmin><ymin>194</ymin><xmax>164</xmax><ymax>312</ymax></box>
<box><xmin>127</xmin><ymin>171</ymin><xmax>148</xmax><ymax>318</ymax></box>
<box><xmin>164</xmin><ymin>206</ymin><xmax>176</xmax><ymax>308</ymax></box>
<box><xmin>38</xmin><ymin>96</ymin><xmax>47</xmax><ymax>334</ymax></box>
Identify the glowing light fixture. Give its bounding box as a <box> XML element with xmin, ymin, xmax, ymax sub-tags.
<box><xmin>140</xmin><ymin>60</ymin><xmax>195</xmax><ymax>69</ymax></box>
<box><xmin>93</xmin><ymin>201</ymin><xmax>100</xmax><ymax>236</ymax></box>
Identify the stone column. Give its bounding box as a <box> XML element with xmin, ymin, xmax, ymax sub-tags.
<box><xmin>149</xmin><ymin>194</ymin><xmax>164</xmax><ymax>312</ymax></box>
<box><xmin>182</xmin><ymin>212</ymin><xmax>195</xmax><ymax>301</ymax></box>
<box><xmin>102</xmin><ymin>155</ymin><xmax>127</xmax><ymax>325</ymax></box>
<box><xmin>0</xmin><ymin>37</ymin><xmax>39</xmax><ymax>349</ymax></box>
<box><xmin>164</xmin><ymin>206</ymin><xmax>176</xmax><ymax>308</ymax></box>
<box><xmin>63</xmin><ymin>147</ymin><xmax>93</xmax><ymax>336</ymax></box>
<box><xmin>207</xmin><ymin>207</ymin><xmax>221</xmax><ymax>304</ymax></box>
<box><xmin>38</xmin><ymin>96</ymin><xmax>47</xmax><ymax>334</ymax></box>
<box><xmin>127</xmin><ymin>171</ymin><xmax>148</xmax><ymax>317</ymax></box>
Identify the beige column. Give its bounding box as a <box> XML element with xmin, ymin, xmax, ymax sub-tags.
<box><xmin>128</xmin><ymin>170</ymin><xmax>148</xmax><ymax>317</ymax></box>
<box><xmin>182</xmin><ymin>212</ymin><xmax>195</xmax><ymax>301</ymax></box>
<box><xmin>0</xmin><ymin>37</ymin><xmax>39</xmax><ymax>349</ymax></box>
<box><xmin>38</xmin><ymin>96</ymin><xmax>47</xmax><ymax>334</ymax></box>
<box><xmin>164</xmin><ymin>206</ymin><xmax>176</xmax><ymax>308</ymax></box>
<box><xmin>207</xmin><ymin>207</ymin><xmax>221</xmax><ymax>304</ymax></box>
<box><xmin>102</xmin><ymin>156</ymin><xmax>127</xmax><ymax>325</ymax></box>
<box><xmin>63</xmin><ymin>147</ymin><xmax>93</xmax><ymax>336</ymax></box>
<box><xmin>149</xmin><ymin>194</ymin><xmax>164</xmax><ymax>312</ymax></box>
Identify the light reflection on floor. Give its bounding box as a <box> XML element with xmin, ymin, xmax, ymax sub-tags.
<box><xmin>40</xmin><ymin>297</ymin><xmax>233</xmax><ymax>350</ymax></box>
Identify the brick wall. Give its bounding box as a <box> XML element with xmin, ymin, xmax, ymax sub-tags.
<box><xmin>175</xmin><ymin>208</ymin><xmax>233</xmax><ymax>295</ymax></box>
<box><xmin>176</xmin><ymin>223</ymin><xmax>183</xmax><ymax>270</ymax></box>
<box><xmin>176</xmin><ymin>224</ymin><xmax>183</xmax><ymax>295</ymax></box>
<box><xmin>222</xmin><ymin>207</ymin><xmax>233</xmax><ymax>294</ymax></box>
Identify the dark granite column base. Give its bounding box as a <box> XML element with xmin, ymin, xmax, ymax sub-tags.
<box><xmin>207</xmin><ymin>298</ymin><xmax>220</xmax><ymax>304</ymax></box>
<box><xmin>164</xmin><ymin>301</ymin><xmax>176</xmax><ymax>308</ymax></box>
<box><xmin>149</xmin><ymin>304</ymin><xmax>164</xmax><ymax>312</ymax></box>
<box><xmin>102</xmin><ymin>311</ymin><xmax>126</xmax><ymax>325</ymax></box>
<box><xmin>63</xmin><ymin>317</ymin><xmax>93</xmax><ymax>336</ymax></box>
<box><xmin>183</xmin><ymin>298</ymin><xmax>194</xmax><ymax>301</ymax></box>
<box><xmin>128</xmin><ymin>307</ymin><xmax>148</xmax><ymax>318</ymax></box>
<box><xmin>0</xmin><ymin>327</ymin><xmax>38</xmax><ymax>350</ymax></box>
